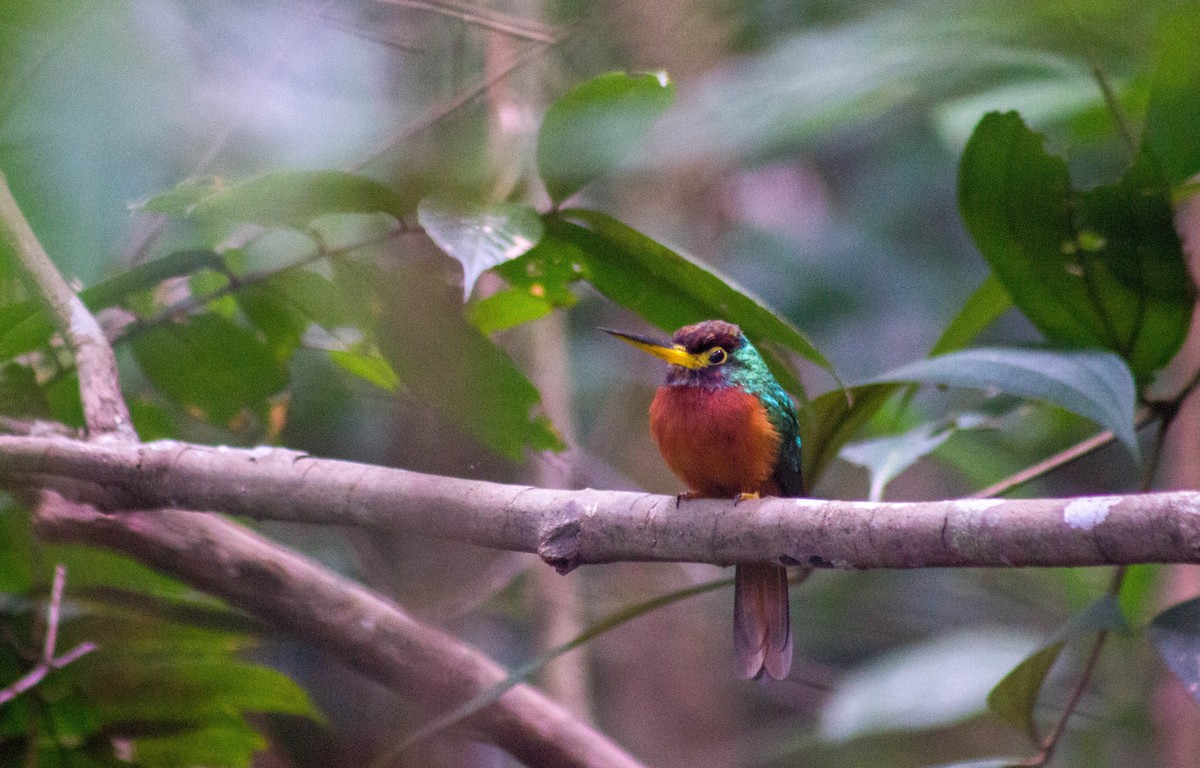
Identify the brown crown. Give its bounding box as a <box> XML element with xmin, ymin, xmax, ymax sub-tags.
<box><xmin>671</xmin><ymin>320</ymin><xmax>744</xmax><ymax>353</ymax></box>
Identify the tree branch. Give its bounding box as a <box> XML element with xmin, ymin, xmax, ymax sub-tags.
<box><xmin>4</xmin><ymin>435</ymin><xmax>1200</xmax><ymax>571</ymax></box>
<box><xmin>30</xmin><ymin>490</ymin><xmax>644</xmax><ymax>768</ymax></box>
<box><xmin>0</xmin><ymin>174</ymin><xmax>134</xmax><ymax>440</ymax></box>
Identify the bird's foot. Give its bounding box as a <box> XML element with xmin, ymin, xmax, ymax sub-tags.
<box><xmin>675</xmin><ymin>491</ymin><xmax>695</xmax><ymax>508</ymax></box>
<box><xmin>733</xmin><ymin>492</ymin><xmax>760</xmax><ymax>505</ymax></box>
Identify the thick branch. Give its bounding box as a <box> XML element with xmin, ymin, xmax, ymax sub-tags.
<box><xmin>4</xmin><ymin>435</ymin><xmax>1200</xmax><ymax>570</ymax></box>
<box><xmin>31</xmin><ymin>491</ymin><xmax>643</xmax><ymax>768</ymax></box>
<box><xmin>0</xmin><ymin>174</ymin><xmax>134</xmax><ymax>440</ymax></box>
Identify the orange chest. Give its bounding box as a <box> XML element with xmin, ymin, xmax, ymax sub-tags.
<box><xmin>649</xmin><ymin>385</ymin><xmax>783</xmax><ymax>498</ymax></box>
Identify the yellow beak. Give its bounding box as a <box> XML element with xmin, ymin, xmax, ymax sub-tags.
<box><xmin>602</xmin><ymin>328</ymin><xmax>707</xmax><ymax>369</ymax></box>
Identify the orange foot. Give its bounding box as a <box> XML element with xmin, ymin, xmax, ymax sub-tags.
<box><xmin>734</xmin><ymin>492</ymin><xmax>760</xmax><ymax>505</ymax></box>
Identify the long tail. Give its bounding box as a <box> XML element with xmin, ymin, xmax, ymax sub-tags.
<box><xmin>733</xmin><ymin>564</ymin><xmax>801</xmax><ymax>680</ymax></box>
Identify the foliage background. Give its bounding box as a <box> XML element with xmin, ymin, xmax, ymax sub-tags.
<box><xmin>1</xmin><ymin>0</ymin><xmax>1199</xmax><ymax>766</ymax></box>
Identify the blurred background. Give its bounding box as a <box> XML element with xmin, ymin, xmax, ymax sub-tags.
<box><xmin>2</xmin><ymin>0</ymin><xmax>1198</xmax><ymax>766</ymax></box>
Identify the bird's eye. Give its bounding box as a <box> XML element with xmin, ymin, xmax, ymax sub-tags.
<box><xmin>706</xmin><ymin>347</ymin><xmax>728</xmax><ymax>366</ymax></box>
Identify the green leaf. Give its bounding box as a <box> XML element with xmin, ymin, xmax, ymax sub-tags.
<box><xmin>0</xmin><ymin>363</ymin><xmax>49</xmax><ymax>418</ymax></box>
<box><xmin>418</xmin><ymin>200</ymin><xmax>544</xmax><ymax>300</ymax></box>
<box><xmin>801</xmin><ymin>384</ymin><xmax>897</xmax><ymax>492</ymax></box>
<box><xmin>237</xmin><ymin>268</ymin><xmax>352</xmax><ymax>360</ymax></box>
<box><xmin>379</xmin><ymin>577</ymin><xmax>730</xmax><ymax>762</ymax></box>
<box><xmin>329</xmin><ymin>348</ymin><xmax>399</xmax><ymax>391</ymax></box>
<box><xmin>132</xmin><ymin>314</ymin><xmax>290</xmax><ymax>426</ymax></box>
<box><xmin>537</xmin><ymin>71</ymin><xmax>675</xmax><ymax>205</ymax></box>
<box><xmin>860</xmin><ymin>347</ymin><xmax>1138</xmax><ymax>459</ymax></box>
<box><xmin>540</xmin><ymin>210</ymin><xmax>833</xmax><ymax>395</ymax></box>
<box><xmin>840</xmin><ymin>413</ymin><xmax>995</xmax><ymax>502</ymax></box>
<box><xmin>988</xmin><ymin>595</ymin><xmax>1126</xmax><ymax>740</ymax></box>
<box><xmin>819</xmin><ymin>628</ymin><xmax>1039</xmax><ymax>742</ymax></box>
<box><xmin>1150</xmin><ymin>596</ymin><xmax>1200</xmax><ymax>705</ymax></box>
<box><xmin>143</xmin><ymin>171</ymin><xmax>407</xmax><ymax>228</ymax></box>
<box><xmin>377</xmin><ymin>266</ymin><xmax>563</xmax><ymax>460</ymax></box>
<box><xmin>1144</xmin><ymin>14</ymin><xmax>1200</xmax><ymax>186</ymax></box>
<box><xmin>958</xmin><ymin>111</ymin><xmax>1193</xmax><ymax>383</ymax></box>
<box><xmin>929</xmin><ymin>275</ymin><xmax>1011</xmax><ymax>357</ymax></box>
<box><xmin>467</xmin><ymin>287</ymin><xmax>557</xmax><ymax>335</ymax></box>
<box><xmin>0</xmin><ymin>250</ymin><xmax>225</xmax><ymax>362</ymax></box>
<box><xmin>127</xmin><ymin>721</ymin><xmax>266</xmax><ymax>768</ymax></box>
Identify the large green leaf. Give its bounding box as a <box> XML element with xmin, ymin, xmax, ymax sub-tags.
<box><xmin>376</xmin><ymin>262</ymin><xmax>563</xmax><ymax>460</ymax></box>
<box><xmin>132</xmin><ymin>313</ymin><xmax>290</xmax><ymax>426</ymax></box>
<box><xmin>860</xmin><ymin>347</ymin><xmax>1138</xmax><ymax>458</ymax></box>
<box><xmin>959</xmin><ymin>111</ymin><xmax>1193</xmax><ymax>383</ymax></box>
<box><xmin>537</xmin><ymin>71</ymin><xmax>675</xmax><ymax>205</ymax></box>
<box><xmin>988</xmin><ymin>595</ymin><xmax>1126</xmax><ymax>741</ymax></box>
<box><xmin>500</xmin><ymin>210</ymin><xmax>833</xmax><ymax>397</ymax></box>
<box><xmin>142</xmin><ymin>171</ymin><xmax>407</xmax><ymax>227</ymax></box>
<box><xmin>1143</xmin><ymin>14</ymin><xmax>1200</xmax><ymax>187</ymax></box>
<box><xmin>418</xmin><ymin>199</ymin><xmax>544</xmax><ymax>300</ymax></box>
<box><xmin>1150</xmin><ymin>597</ymin><xmax>1200</xmax><ymax>705</ymax></box>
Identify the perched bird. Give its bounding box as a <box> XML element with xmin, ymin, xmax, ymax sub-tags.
<box><xmin>605</xmin><ymin>320</ymin><xmax>803</xmax><ymax>680</ymax></box>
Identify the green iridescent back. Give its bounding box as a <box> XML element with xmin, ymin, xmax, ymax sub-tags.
<box><xmin>726</xmin><ymin>339</ymin><xmax>804</xmax><ymax>497</ymax></box>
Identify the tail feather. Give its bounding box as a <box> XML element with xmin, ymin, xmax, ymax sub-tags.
<box><xmin>733</xmin><ymin>564</ymin><xmax>796</xmax><ymax>680</ymax></box>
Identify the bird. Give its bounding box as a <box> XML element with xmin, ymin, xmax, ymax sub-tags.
<box><xmin>604</xmin><ymin>320</ymin><xmax>803</xmax><ymax>680</ymax></box>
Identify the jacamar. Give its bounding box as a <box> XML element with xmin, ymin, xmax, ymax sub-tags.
<box><xmin>605</xmin><ymin>320</ymin><xmax>801</xmax><ymax>680</ymax></box>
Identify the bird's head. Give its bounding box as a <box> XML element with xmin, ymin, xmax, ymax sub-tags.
<box><xmin>603</xmin><ymin>320</ymin><xmax>769</xmax><ymax>390</ymax></box>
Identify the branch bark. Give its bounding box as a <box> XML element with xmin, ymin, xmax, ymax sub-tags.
<box><xmin>4</xmin><ymin>434</ymin><xmax>1200</xmax><ymax>571</ymax></box>
<box><xmin>31</xmin><ymin>490</ymin><xmax>644</xmax><ymax>768</ymax></box>
<box><xmin>0</xmin><ymin>174</ymin><xmax>134</xmax><ymax>440</ymax></box>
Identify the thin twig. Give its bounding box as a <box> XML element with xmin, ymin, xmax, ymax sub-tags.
<box><xmin>0</xmin><ymin>175</ymin><xmax>135</xmax><ymax>440</ymax></box>
<box><xmin>970</xmin><ymin>407</ymin><xmax>1155</xmax><ymax>500</ymax></box>
<box><xmin>115</xmin><ymin>224</ymin><xmax>417</xmax><ymax>344</ymax></box>
<box><xmin>354</xmin><ymin>36</ymin><xmax>564</xmax><ymax>170</ymax></box>
<box><xmin>0</xmin><ymin>564</ymin><xmax>98</xmax><ymax>706</ymax></box>
<box><xmin>378</xmin><ymin>0</ymin><xmax>560</xmax><ymax>43</ymax></box>
<box><xmin>1020</xmin><ymin>567</ymin><xmax>1127</xmax><ymax>767</ymax></box>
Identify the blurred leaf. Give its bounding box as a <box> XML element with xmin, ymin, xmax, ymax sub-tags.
<box><xmin>959</xmin><ymin>111</ymin><xmax>1193</xmax><ymax>383</ymax></box>
<box><xmin>237</xmin><ymin>268</ymin><xmax>351</xmax><ymax>360</ymax></box>
<box><xmin>1144</xmin><ymin>14</ymin><xmax>1200</xmax><ymax>186</ymax></box>
<box><xmin>0</xmin><ymin>249</ymin><xmax>225</xmax><ymax>362</ymax></box>
<box><xmin>542</xmin><ymin>210</ymin><xmax>833</xmax><ymax>395</ymax></box>
<box><xmin>840</xmin><ymin>413</ymin><xmax>995</xmax><ymax>502</ymax></box>
<box><xmin>1150</xmin><ymin>597</ymin><xmax>1200</xmax><ymax>704</ymax></box>
<box><xmin>418</xmin><ymin>199</ymin><xmax>543</xmax><ymax>300</ymax></box>
<box><xmin>930</xmin><ymin>275</ymin><xmax>1011</xmax><ymax>356</ymax></box>
<box><xmin>143</xmin><ymin>171</ymin><xmax>406</xmax><ymax>228</ymax></box>
<box><xmin>378</xmin><ymin>267</ymin><xmax>562</xmax><ymax>460</ymax></box>
<box><xmin>802</xmin><ymin>384</ymin><xmax>896</xmax><ymax>492</ymax></box>
<box><xmin>820</xmin><ymin>628</ymin><xmax>1038</xmax><ymax>742</ymax></box>
<box><xmin>467</xmin><ymin>287</ymin><xmax>556</xmax><ymax>335</ymax></box>
<box><xmin>127</xmin><ymin>721</ymin><xmax>265</xmax><ymax>768</ymax></box>
<box><xmin>988</xmin><ymin>595</ymin><xmax>1126</xmax><ymax>740</ymax></box>
<box><xmin>329</xmin><ymin>348</ymin><xmax>399</xmax><ymax>391</ymax></box>
<box><xmin>926</xmin><ymin>760</ymin><xmax>1026</xmax><ymax>768</ymax></box>
<box><xmin>81</xmin><ymin>657</ymin><xmax>315</xmax><ymax>723</ymax></box>
<box><xmin>987</xmin><ymin>641</ymin><xmax>1064</xmax><ymax>741</ymax></box>
<box><xmin>537</xmin><ymin>71</ymin><xmax>675</xmax><ymax>205</ymax></box>
<box><xmin>860</xmin><ymin>347</ymin><xmax>1138</xmax><ymax>459</ymax></box>
<box><xmin>0</xmin><ymin>362</ymin><xmax>49</xmax><ymax>418</ymax></box>
<box><xmin>382</xmin><ymin>577</ymin><xmax>730</xmax><ymax>762</ymax></box>
<box><xmin>132</xmin><ymin>314</ymin><xmax>289</xmax><ymax>425</ymax></box>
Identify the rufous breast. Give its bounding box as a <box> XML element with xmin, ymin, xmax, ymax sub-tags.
<box><xmin>649</xmin><ymin>384</ymin><xmax>782</xmax><ymax>498</ymax></box>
